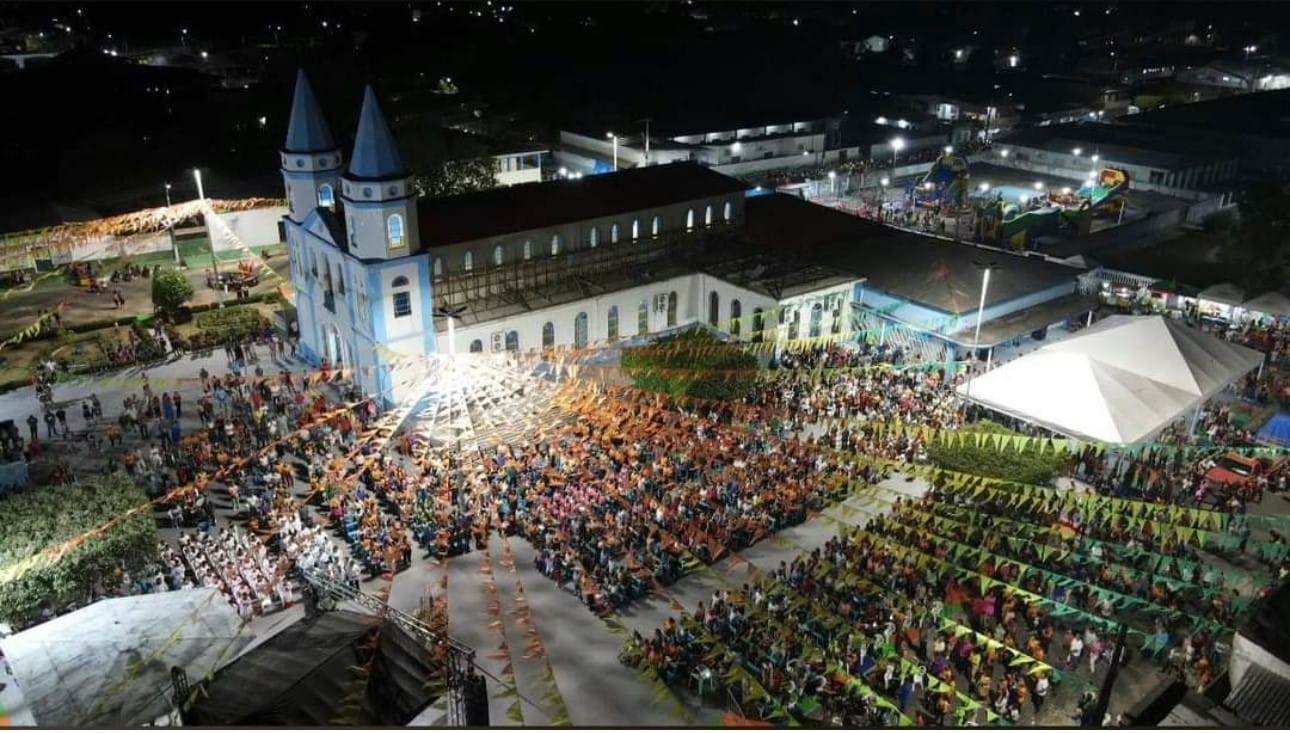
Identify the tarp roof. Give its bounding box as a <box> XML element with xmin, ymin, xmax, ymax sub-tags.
<box><xmin>1242</xmin><ymin>291</ymin><xmax>1290</xmax><ymax>318</ymax></box>
<box><xmin>0</xmin><ymin>588</ymin><xmax>253</xmax><ymax>728</ymax></box>
<box><xmin>1200</xmin><ymin>282</ymin><xmax>1246</xmax><ymax>306</ymax></box>
<box><xmin>185</xmin><ymin>610</ymin><xmax>439</xmax><ymax>727</ymax></box>
<box><xmin>956</xmin><ymin>315</ymin><xmax>1265</xmax><ymax>444</ymax></box>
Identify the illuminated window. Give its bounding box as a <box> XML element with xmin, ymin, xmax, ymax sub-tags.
<box><xmin>723</xmin><ymin>201</ymin><xmax>733</xmax><ymax>223</ymax></box>
<box><xmin>704</xmin><ymin>205</ymin><xmax>713</xmax><ymax>226</ymax></box>
<box><xmin>387</xmin><ymin>214</ymin><xmax>405</xmax><ymax>247</ymax></box>
<box><xmin>631</xmin><ymin>219</ymin><xmax>639</xmax><ymax>241</ymax></box>
<box><xmin>432</xmin><ymin>257</ymin><xmax>443</xmax><ymax>280</ymax></box>
<box><xmin>317</xmin><ymin>183</ymin><xmax>335</xmax><ymax>208</ymax></box>
<box><xmin>607</xmin><ymin>305</ymin><xmax>619</xmax><ymax>341</ymax></box>
<box><xmin>551</xmin><ymin>234</ymin><xmax>562</xmax><ymax>256</ymax></box>
<box><xmin>686</xmin><ymin>209</ymin><xmax>695</xmax><ymax>231</ymax></box>
<box><xmin>392</xmin><ymin>291</ymin><xmax>412</xmax><ymax>318</ymax></box>
<box><xmin>523</xmin><ymin>240</ymin><xmax>532</xmax><ymax>260</ymax></box>
<box><xmin>493</xmin><ymin>245</ymin><xmax>505</xmax><ymax>266</ymax></box>
<box><xmin>463</xmin><ymin>251</ymin><xmax>474</xmax><ymax>272</ymax></box>
<box><xmin>589</xmin><ymin>226</ymin><xmax>599</xmax><ymax>248</ymax></box>
<box><xmin>651</xmin><ymin>215</ymin><xmax>661</xmax><ymax>238</ymax></box>
<box><xmin>611</xmin><ymin>223</ymin><xmax>620</xmax><ymax>243</ymax></box>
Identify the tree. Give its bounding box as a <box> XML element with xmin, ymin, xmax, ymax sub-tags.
<box><xmin>413</xmin><ymin>158</ymin><xmax>500</xmax><ymax>199</ymax></box>
<box><xmin>151</xmin><ymin>267</ymin><xmax>194</xmax><ymax>318</ymax></box>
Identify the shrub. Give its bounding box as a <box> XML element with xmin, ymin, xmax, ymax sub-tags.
<box><xmin>925</xmin><ymin>420</ymin><xmax>1068</xmax><ymax>486</ymax></box>
<box><xmin>622</xmin><ymin>329</ymin><xmax>758</xmax><ymax>403</ymax></box>
<box><xmin>151</xmin><ymin>267</ymin><xmax>194</xmax><ymax>318</ymax></box>
<box><xmin>0</xmin><ymin>473</ymin><xmax>158</xmax><ymax>625</ymax></box>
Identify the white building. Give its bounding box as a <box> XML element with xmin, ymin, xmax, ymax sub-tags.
<box><xmin>281</xmin><ymin>71</ymin><xmax>859</xmax><ymax>408</ymax></box>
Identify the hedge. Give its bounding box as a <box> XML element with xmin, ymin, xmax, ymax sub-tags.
<box><xmin>622</xmin><ymin>329</ymin><xmax>758</xmax><ymax>402</ymax></box>
<box><xmin>925</xmin><ymin>420</ymin><xmax>1069</xmax><ymax>486</ymax></box>
<box><xmin>0</xmin><ymin>473</ymin><xmax>159</xmax><ymax>625</ymax></box>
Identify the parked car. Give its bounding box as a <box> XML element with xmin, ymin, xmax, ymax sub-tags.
<box><xmin>1204</xmin><ymin>452</ymin><xmax>1287</xmax><ymax>489</ymax></box>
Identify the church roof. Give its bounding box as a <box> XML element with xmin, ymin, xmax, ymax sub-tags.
<box><xmin>415</xmin><ymin>162</ymin><xmax>748</xmax><ymax>247</ymax></box>
<box><xmin>284</xmin><ymin>69</ymin><xmax>337</xmax><ymax>154</ymax></box>
<box><xmin>348</xmin><ymin>86</ymin><xmax>408</xmax><ymax>181</ymax></box>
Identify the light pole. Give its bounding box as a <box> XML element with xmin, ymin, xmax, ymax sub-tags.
<box><xmin>606</xmin><ymin>132</ymin><xmax>618</xmax><ymax>172</ymax></box>
<box><xmin>828</xmin><ymin>170</ymin><xmax>837</xmax><ymax>202</ymax></box>
<box><xmin>180</xmin><ymin>27</ymin><xmax>188</xmax><ymax>48</ymax></box>
<box><xmin>878</xmin><ymin>176</ymin><xmax>889</xmax><ymax>222</ymax></box>
<box><xmin>890</xmin><ymin>136</ymin><xmax>905</xmax><ymax>169</ymax></box>
<box><xmin>194</xmin><ymin>167</ymin><xmax>222</xmax><ymax>305</ymax></box>
<box><xmin>436</xmin><ymin>304</ymin><xmax>467</xmax><ymax>358</ymax></box>
<box><xmin>964</xmin><ymin>259</ymin><xmax>998</xmax><ymax>401</ymax></box>
<box><xmin>164</xmin><ymin>183</ymin><xmax>179</xmax><ymax>263</ymax></box>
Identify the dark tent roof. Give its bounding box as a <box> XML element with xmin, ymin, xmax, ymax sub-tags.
<box><xmin>415</xmin><ymin>162</ymin><xmax>748</xmax><ymax>247</ymax></box>
<box><xmin>185</xmin><ymin>610</ymin><xmax>440</xmax><ymax>727</ymax></box>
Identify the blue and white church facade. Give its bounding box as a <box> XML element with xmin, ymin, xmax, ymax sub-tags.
<box><xmin>281</xmin><ymin>71</ymin><xmax>435</xmax><ymax>407</ymax></box>
<box><xmin>280</xmin><ymin>70</ymin><xmax>861</xmax><ymax>409</ymax></box>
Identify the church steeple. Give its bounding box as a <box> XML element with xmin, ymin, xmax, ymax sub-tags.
<box><xmin>280</xmin><ymin>69</ymin><xmax>343</xmax><ymax>223</ymax></box>
<box><xmin>284</xmin><ymin>68</ymin><xmax>337</xmax><ymax>154</ymax></box>
<box><xmin>340</xmin><ymin>84</ymin><xmax>418</xmax><ymax>259</ymax></box>
<box><xmin>347</xmin><ymin>85</ymin><xmax>408</xmax><ymax>180</ymax></box>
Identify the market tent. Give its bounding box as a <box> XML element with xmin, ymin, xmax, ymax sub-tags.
<box><xmin>0</xmin><ymin>588</ymin><xmax>253</xmax><ymax>728</ymax></box>
<box><xmin>957</xmin><ymin>315</ymin><xmax>1265</xmax><ymax>444</ymax></box>
<box><xmin>1241</xmin><ymin>292</ymin><xmax>1290</xmax><ymax>319</ymax></box>
<box><xmin>1199</xmin><ymin>282</ymin><xmax>1246</xmax><ymax>307</ymax></box>
<box><xmin>184</xmin><ymin>610</ymin><xmax>440</xmax><ymax>727</ymax></box>
<box><xmin>1256</xmin><ymin>413</ymin><xmax>1290</xmax><ymax>447</ymax></box>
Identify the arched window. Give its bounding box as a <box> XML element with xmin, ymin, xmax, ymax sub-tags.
<box><xmin>638</xmin><ymin>300</ymin><xmax>649</xmax><ymax>335</ymax></box>
<box><xmin>686</xmin><ymin>209</ymin><xmax>695</xmax><ymax>231</ymax></box>
<box><xmin>722</xmin><ymin>201</ymin><xmax>733</xmax><ymax>223</ymax></box>
<box><xmin>788</xmin><ymin>309</ymin><xmax>801</xmax><ymax>341</ymax></box>
<box><xmin>704</xmin><ymin>205</ymin><xmax>713</xmax><ymax>227</ymax></box>
<box><xmin>541</xmin><ymin>321</ymin><xmax>555</xmax><ymax>348</ymax></box>
<box><xmin>551</xmin><ymin>234</ymin><xmax>561</xmax><ymax>256</ymax></box>
<box><xmin>752</xmin><ymin>307</ymin><xmax>765</xmax><ymax>343</ymax></box>
<box><xmin>651</xmin><ymin>215</ymin><xmax>661</xmax><ymax>238</ymax></box>
<box><xmin>469</xmin><ymin>339</ymin><xmax>483</xmax><ymax>353</ymax></box>
<box><xmin>317</xmin><ymin>183</ymin><xmax>335</xmax><ymax>208</ymax></box>
<box><xmin>607</xmin><ymin>305</ymin><xmax>619</xmax><ymax>341</ymax></box>
<box><xmin>611</xmin><ymin>223</ymin><xmax>620</xmax><ymax>244</ymax></box>
<box><xmin>432</xmin><ymin>257</ymin><xmax>443</xmax><ymax>280</ymax></box>
<box><xmin>631</xmin><ymin>219</ymin><xmax>640</xmax><ymax>241</ymax></box>
<box><xmin>708</xmin><ymin>290</ymin><xmax>720</xmax><ymax>326</ymax></box>
<box><xmin>523</xmin><ymin>240</ymin><xmax>533</xmax><ymax>260</ymax></box>
<box><xmin>730</xmin><ymin>299</ymin><xmax>742</xmax><ymax>337</ymax></box>
<box><xmin>505</xmin><ymin>330</ymin><xmax>519</xmax><ymax>351</ymax></box>
<box><xmin>391</xmin><ymin>276</ymin><xmax>411</xmax><ymax>318</ymax></box>
<box><xmin>574</xmin><ymin>312</ymin><xmax>588</xmax><ymax>348</ymax></box>
<box><xmin>493</xmin><ymin>245</ymin><xmax>505</xmax><ymax>267</ymax></box>
<box><xmin>809</xmin><ymin>302</ymin><xmax>824</xmax><ymax>338</ymax></box>
<box><xmin>463</xmin><ymin>250</ymin><xmax>474</xmax><ymax>272</ymax></box>
<box><xmin>666</xmin><ymin>291</ymin><xmax>678</xmax><ymax>327</ymax></box>
<box><xmin>589</xmin><ymin>226</ymin><xmax>599</xmax><ymax>248</ymax></box>
<box><xmin>387</xmin><ymin>213</ymin><xmax>406</xmax><ymax>248</ymax></box>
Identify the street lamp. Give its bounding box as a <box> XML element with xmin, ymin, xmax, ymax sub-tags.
<box><xmin>1091</xmin><ymin>154</ymin><xmax>1100</xmax><ymax>163</ymax></box>
<box><xmin>1072</xmin><ymin>147</ymin><xmax>1082</xmax><ymax>157</ymax></box>
<box><xmin>964</xmin><ymin>259</ymin><xmax>998</xmax><ymax>400</ymax></box>
<box><xmin>180</xmin><ymin>27</ymin><xmax>188</xmax><ymax>48</ymax></box>
<box><xmin>436</xmin><ymin>303</ymin><xmax>467</xmax><ymax>358</ymax></box>
<box><xmin>164</xmin><ymin>182</ymin><xmax>172</xmax><ymax>208</ymax></box>
<box><xmin>606</xmin><ymin>132</ymin><xmax>618</xmax><ymax>172</ymax></box>
<box><xmin>1033</xmin><ymin>181</ymin><xmax>1044</xmax><ymax>192</ymax></box>
<box><xmin>878</xmin><ymin>176</ymin><xmax>889</xmax><ymax>222</ymax></box>
<box><xmin>828</xmin><ymin>170</ymin><xmax>837</xmax><ymax>201</ymax></box>
<box><xmin>978</xmin><ymin>182</ymin><xmax>991</xmax><ymax>192</ymax></box>
<box><xmin>944</xmin><ymin>145</ymin><xmax>954</xmax><ymax>155</ymax></box>
<box><xmin>193</xmin><ymin>167</ymin><xmax>221</xmax><ymax>302</ymax></box>
<box><xmin>890</xmin><ymin>136</ymin><xmax>905</xmax><ymax>167</ymax></box>
<box><xmin>164</xmin><ymin>183</ymin><xmax>178</xmax><ymax>262</ymax></box>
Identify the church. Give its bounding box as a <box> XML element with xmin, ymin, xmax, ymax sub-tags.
<box><xmin>280</xmin><ymin>70</ymin><xmax>863</xmax><ymax>407</ymax></box>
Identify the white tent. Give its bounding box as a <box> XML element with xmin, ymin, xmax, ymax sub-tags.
<box><xmin>1241</xmin><ymin>291</ymin><xmax>1290</xmax><ymax>319</ymax></box>
<box><xmin>1199</xmin><ymin>282</ymin><xmax>1246</xmax><ymax>307</ymax></box>
<box><xmin>957</xmin><ymin>315</ymin><xmax>1265</xmax><ymax>444</ymax></box>
<box><xmin>0</xmin><ymin>588</ymin><xmax>253</xmax><ymax>728</ymax></box>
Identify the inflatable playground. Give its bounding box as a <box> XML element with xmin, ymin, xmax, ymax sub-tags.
<box><xmin>908</xmin><ymin>153</ymin><xmax>971</xmax><ymax>211</ymax></box>
<box><xmin>973</xmin><ymin>168</ymin><xmax>1129</xmax><ymax>250</ymax></box>
<box><xmin>902</xmin><ymin>152</ymin><xmax>1130</xmax><ymax>250</ymax></box>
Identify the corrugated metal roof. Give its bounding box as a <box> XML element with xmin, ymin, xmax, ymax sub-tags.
<box><xmin>1225</xmin><ymin>665</ymin><xmax>1290</xmax><ymax>728</ymax></box>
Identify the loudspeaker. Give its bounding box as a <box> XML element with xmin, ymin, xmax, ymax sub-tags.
<box><xmin>464</xmin><ymin>673</ymin><xmax>489</xmax><ymax>727</ymax></box>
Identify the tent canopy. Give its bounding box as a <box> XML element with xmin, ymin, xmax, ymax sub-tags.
<box><xmin>185</xmin><ymin>610</ymin><xmax>440</xmax><ymax>727</ymax></box>
<box><xmin>957</xmin><ymin>315</ymin><xmax>1265</xmax><ymax>444</ymax></box>
<box><xmin>0</xmin><ymin>588</ymin><xmax>253</xmax><ymax>728</ymax></box>
<box><xmin>1242</xmin><ymin>292</ymin><xmax>1290</xmax><ymax>318</ymax></box>
<box><xmin>1200</xmin><ymin>282</ymin><xmax>1246</xmax><ymax>307</ymax></box>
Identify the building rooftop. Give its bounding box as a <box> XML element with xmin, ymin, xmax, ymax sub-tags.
<box><xmin>1130</xmin><ymin>89</ymin><xmax>1290</xmax><ymax>141</ymax></box>
<box><xmin>415</xmin><ymin>162</ymin><xmax>749</xmax><ymax>247</ymax></box>
<box><xmin>741</xmin><ymin>194</ymin><xmax>1084</xmax><ymax>315</ymax></box>
<box><xmin>997</xmin><ymin>121</ymin><xmax>1234</xmax><ymax>170</ymax></box>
